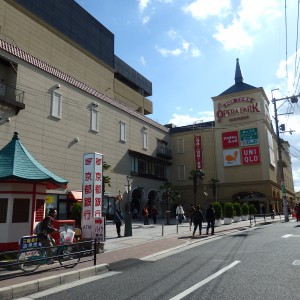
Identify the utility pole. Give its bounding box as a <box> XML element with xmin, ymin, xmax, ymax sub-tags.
<box><xmin>124</xmin><ymin>175</ymin><xmax>132</xmax><ymax>236</ymax></box>
<box><xmin>272</xmin><ymin>92</ymin><xmax>299</xmax><ymax>222</ymax></box>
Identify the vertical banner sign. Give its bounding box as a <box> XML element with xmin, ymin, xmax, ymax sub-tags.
<box><xmin>82</xmin><ymin>152</ymin><xmax>103</xmax><ymax>239</ymax></box>
<box><xmin>194</xmin><ymin>136</ymin><xmax>202</xmax><ymax>170</ymax></box>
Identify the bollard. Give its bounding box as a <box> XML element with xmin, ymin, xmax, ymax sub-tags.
<box><xmin>176</xmin><ymin>222</ymin><xmax>178</xmax><ymax>234</ymax></box>
<box><xmin>162</xmin><ymin>223</ymin><xmax>164</xmax><ymax>236</ymax></box>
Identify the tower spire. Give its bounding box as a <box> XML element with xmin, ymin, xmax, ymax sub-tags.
<box><xmin>235</xmin><ymin>58</ymin><xmax>243</xmax><ymax>84</ymax></box>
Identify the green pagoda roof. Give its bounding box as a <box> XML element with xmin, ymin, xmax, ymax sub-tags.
<box><xmin>0</xmin><ymin>132</ymin><xmax>68</xmax><ymax>189</ymax></box>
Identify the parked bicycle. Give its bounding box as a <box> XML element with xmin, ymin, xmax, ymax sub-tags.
<box><xmin>17</xmin><ymin>232</ymin><xmax>81</xmax><ymax>273</ymax></box>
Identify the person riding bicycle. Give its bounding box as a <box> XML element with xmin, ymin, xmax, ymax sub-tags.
<box><xmin>36</xmin><ymin>208</ymin><xmax>59</xmax><ymax>264</ymax></box>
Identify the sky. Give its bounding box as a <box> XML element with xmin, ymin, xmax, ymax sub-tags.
<box><xmin>75</xmin><ymin>0</ymin><xmax>300</xmax><ymax>193</ymax></box>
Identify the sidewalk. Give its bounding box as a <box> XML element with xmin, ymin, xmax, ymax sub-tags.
<box><xmin>0</xmin><ymin>216</ymin><xmax>281</xmax><ymax>299</ymax></box>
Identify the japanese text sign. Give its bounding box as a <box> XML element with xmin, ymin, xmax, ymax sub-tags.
<box><xmin>222</xmin><ymin>131</ymin><xmax>239</xmax><ymax>148</ymax></box>
<box><xmin>194</xmin><ymin>136</ymin><xmax>203</xmax><ymax>170</ymax></box>
<box><xmin>240</xmin><ymin>128</ymin><xmax>258</xmax><ymax>146</ymax></box>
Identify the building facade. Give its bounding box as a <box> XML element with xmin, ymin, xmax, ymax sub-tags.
<box><xmin>0</xmin><ymin>0</ymin><xmax>172</xmax><ymax>221</ymax></box>
<box><xmin>170</xmin><ymin>59</ymin><xmax>295</xmax><ymax>214</ymax></box>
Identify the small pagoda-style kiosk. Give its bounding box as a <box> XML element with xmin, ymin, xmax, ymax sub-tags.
<box><xmin>0</xmin><ymin>132</ymin><xmax>68</xmax><ymax>251</ymax></box>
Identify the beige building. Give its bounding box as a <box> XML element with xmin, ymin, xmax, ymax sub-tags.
<box><xmin>170</xmin><ymin>59</ymin><xmax>295</xmax><ymax>215</ymax></box>
<box><xmin>0</xmin><ymin>0</ymin><xmax>172</xmax><ymax>220</ymax></box>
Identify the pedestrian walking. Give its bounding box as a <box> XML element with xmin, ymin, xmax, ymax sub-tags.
<box><xmin>113</xmin><ymin>209</ymin><xmax>123</xmax><ymax>238</ymax></box>
<box><xmin>206</xmin><ymin>204</ymin><xmax>215</xmax><ymax>235</ymax></box>
<box><xmin>188</xmin><ymin>204</ymin><xmax>195</xmax><ymax>226</ymax></box>
<box><xmin>192</xmin><ymin>205</ymin><xmax>203</xmax><ymax>236</ymax></box>
<box><xmin>152</xmin><ymin>206</ymin><xmax>158</xmax><ymax>224</ymax></box>
<box><xmin>143</xmin><ymin>205</ymin><xmax>149</xmax><ymax>225</ymax></box>
<box><xmin>176</xmin><ymin>203</ymin><xmax>185</xmax><ymax>224</ymax></box>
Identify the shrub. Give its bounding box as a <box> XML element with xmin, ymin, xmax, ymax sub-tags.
<box><xmin>249</xmin><ymin>204</ymin><xmax>257</xmax><ymax>215</ymax></box>
<box><xmin>224</xmin><ymin>202</ymin><xmax>234</xmax><ymax>218</ymax></box>
<box><xmin>241</xmin><ymin>203</ymin><xmax>249</xmax><ymax>215</ymax></box>
<box><xmin>233</xmin><ymin>203</ymin><xmax>241</xmax><ymax>217</ymax></box>
<box><xmin>213</xmin><ymin>202</ymin><xmax>222</xmax><ymax>219</ymax></box>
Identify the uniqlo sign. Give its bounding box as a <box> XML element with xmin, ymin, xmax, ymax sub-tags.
<box><xmin>194</xmin><ymin>136</ymin><xmax>203</xmax><ymax>170</ymax></box>
<box><xmin>241</xmin><ymin>146</ymin><xmax>260</xmax><ymax>165</ymax></box>
<box><xmin>222</xmin><ymin>131</ymin><xmax>239</xmax><ymax>148</ymax></box>
<box><xmin>82</xmin><ymin>153</ymin><xmax>103</xmax><ymax>239</ymax></box>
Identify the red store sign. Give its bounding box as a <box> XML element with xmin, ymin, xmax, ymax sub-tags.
<box><xmin>194</xmin><ymin>136</ymin><xmax>203</xmax><ymax>170</ymax></box>
<box><xmin>241</xmin><ymin>146</ymin><xmax>260</xmax><ymax>165</ymax></box>
<box><xmin>222</xmin><ymin>131</ymin><xmax>239</xmax><ymax>148</ymax></box>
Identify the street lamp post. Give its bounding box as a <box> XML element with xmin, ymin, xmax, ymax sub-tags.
<box><xmin>272</xmin><ymin>91</ymin><xmax>299</xmax><ymax>222</ymax></box>
<box><xmin>124</xmin><ymin>175</ymin><xmax>132</xmax><ymax>236</ymax></box>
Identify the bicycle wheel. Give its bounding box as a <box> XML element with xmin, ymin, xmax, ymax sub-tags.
<box><xmin>58</xmin><ymin>244</ymin><xmax>81</xmax><ymax>268</ymax></box>
<box><xmin>17</xmin><ymin>248</ymin><xmax>43</xmax><ymax>272</ymax></box>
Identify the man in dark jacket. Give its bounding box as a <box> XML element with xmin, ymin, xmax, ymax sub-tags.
<box><xmin>206</xmin><ymin>204</ymin><xmax>215</xmax><ymax>235</ymax></box>
<box><xmin>37</xmin><ymin>209</ymin><xmax>59</xmax><ymax>263</ymax></box>
<box><xmin>192</xmin><ymin>205</ymin><xmax>203</xmax><ymax>236</ymax></box>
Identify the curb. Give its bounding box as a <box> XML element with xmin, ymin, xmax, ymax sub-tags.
<box><xmin>0</xmin><ymin>264</ymin><xmax>109</xmax><ymax>300</ymax></box>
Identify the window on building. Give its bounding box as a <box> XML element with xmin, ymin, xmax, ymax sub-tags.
<box><xmin>177</xmin><ymin>138</ymin><xmax>184</xmax><ymax>153</ymax></box>
<box><xmin>142</xmin><ymin>128</ymin><xmax>148</xmax><ymax>149</ymax></box>
<box><xmin>120</xmin><ymin>121</ymin><xmax>126</xmax><ymax>142</ymax></box>
<box><xmin>91</xmin><ymin>108</ymin><xmax>99</xmax><ymax>132</ymax></box>
<box><xmin>131</xmin><ymin>156</ymin><xmax>167</xmax><ymax>180</ymax></box>
<box><xmin>0</xmin><ymin>198</ymin><xmax>8</xmax><ymax>223</ymax></box>
<box><xmin>12</xmin><ymin>198</ymin><xmax>30</xmax><ymax>223</ymax></box>
<box><xmin>51</xmin><ymin>91</ymin><xmax>62</xmax><ymax>119</ymax></box>
<box><xmin>178</xmin><ymin>165</ymin><xmax>186</xmax><ymax>180</ymax></box>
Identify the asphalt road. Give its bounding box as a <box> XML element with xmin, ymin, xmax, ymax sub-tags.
<box><xmin>18</xmin><ymin>220</ymin><xmax>300</xmax><ymax>300</ymax></box>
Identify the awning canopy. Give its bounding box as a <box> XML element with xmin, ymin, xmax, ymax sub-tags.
<box><xmin>67</xmin><ymin>190</ymin><xmax>82</xmax><ymax>201</ymax></box>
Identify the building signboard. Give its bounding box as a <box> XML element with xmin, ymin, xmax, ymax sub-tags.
<box><xmin>194</xmin><ymin>136</ymin><xmax>203</xmax><ymax>170</ymax></box>
<box><xmin>222</xmin><ymin>131</ymin><xmax>239</xmax><ymax>148</ymax></box>
<box><xmin>223</xmin><ymin>148</ymin><xmax>241</xmax><ymax>167</ymax></box>
<box><xmin>241</xmin><ymin>146</ymin><xmax>260</xmax><ymax>165</ymax></box>
<box><xmin>81</xmin><ymin>152</ymin><xmax>103</xmax><ymax>239</ymax></box>
<box><xmin>240</xmin><ymin>128</ymin><xmax>258</xmax><ymax>146</ymax></box>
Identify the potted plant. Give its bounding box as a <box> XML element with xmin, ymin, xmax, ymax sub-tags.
<box><xmin>241</xmin><ymin>203</ymin><xmax>249</xmax><ymax>221</ymax></box>
<box><xmin>233</xmin><ymin>202</ymin><xmax>241</xmax><ymax>222</ymax></box>
<box><xmin>213</xmin><ymin>202</ymin><xmax>222</xmax><ymax>227</ymax></box>
<box><xmin>249</xmin><ymin>204</ymin><xmax>257</xmax><ymax>217</ymax></box>
<box><xmin>223</xmin><ymin>202</ymin><xmax>233</xmax><ymax>225</ymax></box>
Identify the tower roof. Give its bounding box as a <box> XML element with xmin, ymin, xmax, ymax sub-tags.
<box><xmin>0</xmin><ymin>132</ymin><xmax>68</xmax><ymax>189</ymax></box>
<box><xmin>219</xmin><ymin>58</ymin><xmax>256</xmax><ymax>96</ymax></box>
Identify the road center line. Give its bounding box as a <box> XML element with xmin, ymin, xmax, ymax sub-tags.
<box><xmin>168</xmin><ymin>260</ymin><xmax>241</xmax><ymax>300</ymax></box>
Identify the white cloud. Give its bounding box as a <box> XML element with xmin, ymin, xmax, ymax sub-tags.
<box><xmin>142</xmin><ymin>15</ymin><xmax>150</xmax><ymax>24</ymax></box>
<box><xmin>156</xmin><ymin>31</ymin><xmax>200</xmax><ymax>58</ymax></box>
<box><xmin>213</xmin><ymin>0</ymin><xmax>282</xmax><ymax>51</ymax></box>
<box><xmin>182</xmin><ymin>0</ymin><xmax>231</xmax><ymax>20</ymax></box>
<box><xmin>138</xmin><ymin>0</ymin><xmax>151</xmax><ymax>12</ymax></box>
<box><xmin>169</xmin><ymin>111</ymin><xmax>214</xmax><ymax>126</ymax></box>
<box><xmin>139</xmin><ymin>56</ymin><xmax>146</xmax><ymax>66</ymax></box>
<box><xmin>155</xmin><ymin>46</ymin><xmax>182</xmax><ymax>57</ymax></box>
<box><xmin>213</xmin><ymin>18</ymin><xmax>254</xmax><ymax>51</ymax></box>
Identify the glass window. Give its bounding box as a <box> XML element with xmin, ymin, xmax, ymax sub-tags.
<box><xmin>91</xmin><ymin>108</ymin><xmax>99</xmax><ymax>132</ymax></box>
<box><xmin>143</xmin><ymin>131</ymin><xmax>148</xmax><ymax>149</ymax></box>
<box><xmin>178</xmin><ymin>165</ymin><xmax>186</xmax><ymax>180</ymax></box>
<box><xmin>12</xmin><ymin>198</ymin><xmax>30</xmax><ymax>223</ymax></box>
<box><xmin>177</xmin><ymin>138</ymin><xmax>184</xmax><ymax>153</ymax></box>
<box><xmin>51</xmin><ymin>91</ymin><xmax>62</xmax><ymax>119</ymax></box>
<box><xmin>0</xmin><ymin>198</ymin><xmax>8</xmax><ymax>223</ymax></box>
<box><xmin>120</xmin><ymin>121</ymin><xmax>126</xmax><ymax>142</ymax></box>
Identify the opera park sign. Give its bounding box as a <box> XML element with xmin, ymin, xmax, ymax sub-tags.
<box><xmin>216</xmin><ymin>97</ymin><xmax>260</xmax><ymax>122</ymax></box>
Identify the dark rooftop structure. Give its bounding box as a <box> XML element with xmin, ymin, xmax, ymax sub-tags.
<box><xmin>219</xmin><ymin>58</ymin><xmax>256</xmax><ymax>96</ymax></box>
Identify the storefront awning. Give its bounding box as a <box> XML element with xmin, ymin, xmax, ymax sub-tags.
<box><xmin>67</xmin><ymin>190</ymin><xmax>82</xmax><ymax>201</ymax></box>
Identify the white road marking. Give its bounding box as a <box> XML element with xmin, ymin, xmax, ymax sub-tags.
<box><xmin>168</xmin><ymin>261</ymin><xmax>241</xmax><ymax>300</ymax></box>
<box><xmin>282</xmin><ymin>234</ymin><xmax>300</xmax><ymax>238</ymax></box>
